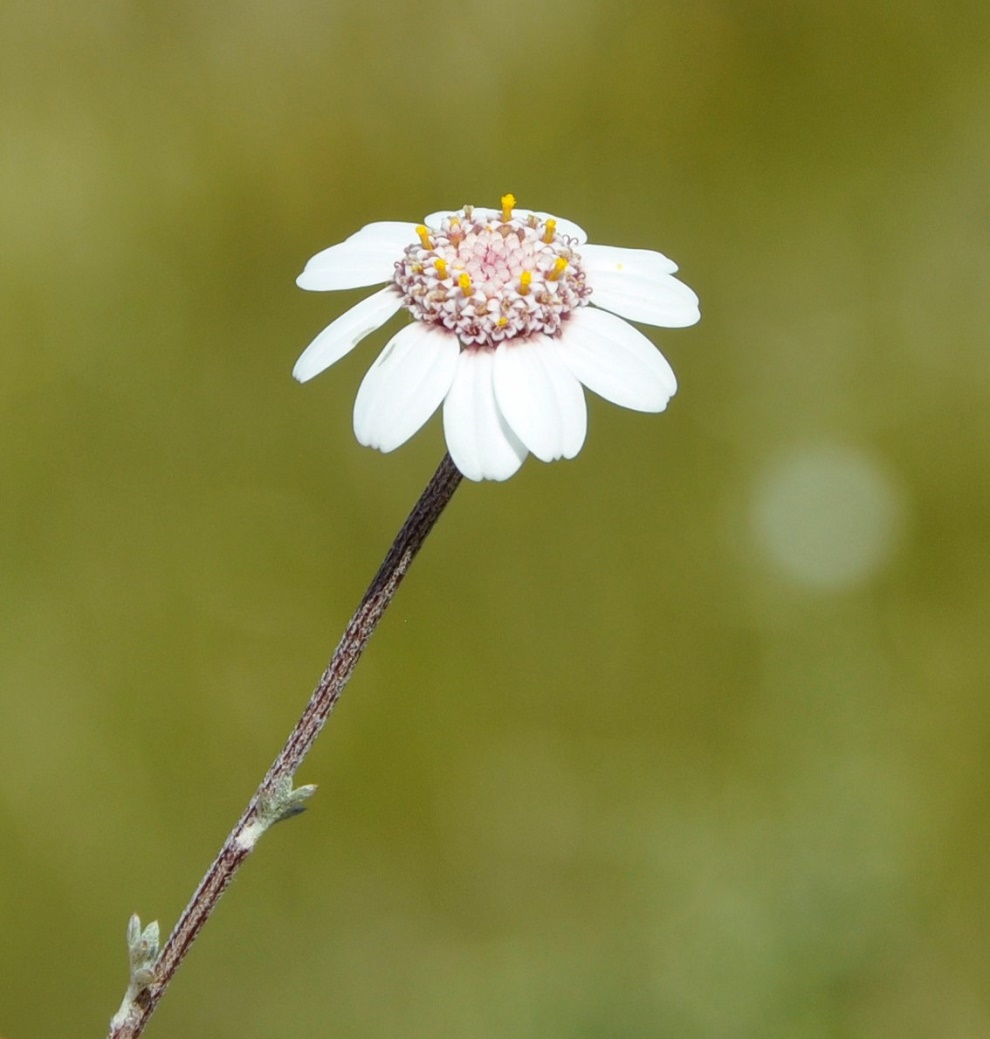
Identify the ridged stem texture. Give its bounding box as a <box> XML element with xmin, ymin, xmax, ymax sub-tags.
<box><xmin>107</xmin><ymin>454</ymin><xmax>463</xmax><ymax>1039</ymax></box>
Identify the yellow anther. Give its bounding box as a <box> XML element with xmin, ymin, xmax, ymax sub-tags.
<box><xmin>416</xmin><ymin>225</ymin><xmax>433</xmax><ymax>248</ymax></box>
<box><xmin>434</xmin><ymin>258</ymin><xmax>448</xmax><ymax>279</ymax></box>
<box><xmin>519</xmin><ymin>270</ymin><xmax>532</xmax><ymax>296</ymax></box>
<box><xmin>547</xmin><ymin>257</ymin><xmax>568</xmax><ymax>281</ymax></box>
<box><xmin>497</xmin><ymin>316</ymin><xmax>509</xmax><ymax>327</ymax></box>
<box><xmin>458</xmin><ymin>273</ymin><xmax>473</xmax><ymax>297</ymax></box>
<box><xmin>542</xmin><ymin>219</ymin><xmax>557</xmax><ymax>244</ymax></box>
<box><xmin>501</xmin><ymin>193</ymin><xmax>517</xmax><ymax>222</ymax></box>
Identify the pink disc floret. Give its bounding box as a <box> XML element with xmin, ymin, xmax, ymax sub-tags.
<box><xmin>393</xmin><ymin>200</ymin><xmax>592</xmax><ymax>350</ymax></box>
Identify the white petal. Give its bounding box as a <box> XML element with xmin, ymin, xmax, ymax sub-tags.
<box><xmin>583</xmin><ymin>243</ymin><xmax>679</xmax><ymax>275</ymax></box>
<box><xmin>559</xmin><ymin>308</ymin><xmax>677</xmax><ymax>413</ymax></box>
<box><xmin>582</xmin><ymin>244</ymin><xmax>700</xmax><ymax>327</ymax></box>
<box><xmin>526</xmin><ymin>211</ymin><xmax>588</xmax><ymax>244</ymax></box>
<box><xmin>353</xmin><ymin>323</ymin><xmax>459</xmax><ymax>453</ymax></box>
<box><xmin>293</xmin><ymin>288</ymin><xmax>404</xmax><ymax>383</ymax></box>
<box><xmin>442</xmin><ymin>351</ymin><xmax>528</xmax><ymax>482</ymax></box>
<box><xmin>422</xmin><ymin>210</ymin><xmax>451</xmax><ymax>228</ymax></box>
<box><xmin>492</xmin><ymin>337</ymin><xmax>587</xmax><ymax>463</ymax></box>
<box><xmin>423</xmin><ymin>208</ymin><xmax>474</xmax><ymax>228</ymax></box>
<box><xmin>345</xmin><ymin>221</ymin><xmax>419</xmax><ymax>245</ymax></box>
<box><xmin>297</xmin><ymin>227</ymin><xmax>412</xmax><ymax>291</ymax></box>
<box><xmin>421</xmin><ymin>208</ymin><xmax>587</xmax><ymax>244</ymax></box>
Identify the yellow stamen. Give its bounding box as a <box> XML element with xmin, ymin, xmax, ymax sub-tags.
<box><xmin>458</xmin><ymin>273</ymin><xmax>473</xmax><ymax>297</ymax></box>
<box><xmin>500</xmin><ymin>193</ymin><xmax>516</xmax><ymax>222</ymax></box>
<box><xmin>547</xmin><ymin>257</ymin><xmax>568</xmax><ymax>281</ymax></box>
<box><xmin>434</xmin><ymin>258</ymin><xmax>448</xmax><ymax>279</ymax></box>
<box><xmin>542</xmin><ymin>219</ymin><xmax>557</xmax><ymax>244</ymax></box>
<box><xmin>416</xmin><ymin>225</ymin><xmax>432</xmax><ymax>248</ymax></box>
<box><xmin>497</xmin><ymin>316</ymin><xmax>509</xmax><ymax>327</ymax></box>
<box><xmin>519</xmin><ymin>270</ymin><xmax>532</xmax><ymax>296</ymax></box>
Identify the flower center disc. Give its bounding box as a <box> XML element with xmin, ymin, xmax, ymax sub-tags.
<box><xmin>393</xmin><ymin>201</ymin><xmax>591</xmax><ymax>349</ymax></box>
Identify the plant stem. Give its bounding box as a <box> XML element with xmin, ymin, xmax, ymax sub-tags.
<box><xmin>108</xmin><ymin>453</ymin><xmax>463</xmax><ymax>1039</ymax></box>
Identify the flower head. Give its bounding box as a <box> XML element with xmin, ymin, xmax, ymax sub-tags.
<box><xmin>294</xmin><ymin>195</ymin><xmax>699</xmax><ymax>481</ymax></box>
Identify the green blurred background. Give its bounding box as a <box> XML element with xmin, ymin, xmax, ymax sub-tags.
<box><xmin>2</xmin><ymin>1</ymin><xmax>988</xmax><ymax>1036</ymax></box>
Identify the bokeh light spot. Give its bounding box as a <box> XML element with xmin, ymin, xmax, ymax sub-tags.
<box><xmin>749</xmin><ymin>443</ymin><xmax>906</xmax><ymax>592</ymax></box>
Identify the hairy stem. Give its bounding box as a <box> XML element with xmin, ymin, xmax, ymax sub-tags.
<box><xmin>108</xmin><ymin>453</ymin><xmax>463</xmax><ymax>1039</ymax></box>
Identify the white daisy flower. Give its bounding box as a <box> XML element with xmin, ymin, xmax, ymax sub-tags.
<box><xmin>293</xmin><ymin>195</ymin><xmax>700</xmax><ymax>481</ymax></box>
